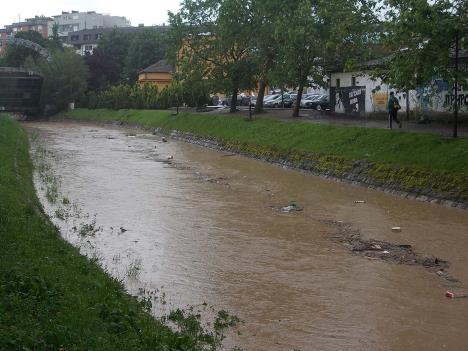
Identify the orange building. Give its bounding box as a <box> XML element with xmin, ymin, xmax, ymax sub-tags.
<box><xmin>138</xmin><ymin>60</ymin><xmax>173</xmax><ymax>91</ymax></box>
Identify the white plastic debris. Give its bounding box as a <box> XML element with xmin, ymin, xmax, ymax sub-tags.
<box><xmin>392</xmin><ymin>227</ymin><xmax>402</xmax><ymax>232</ymax></box>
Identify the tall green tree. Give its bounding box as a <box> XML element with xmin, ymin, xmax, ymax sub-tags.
<box><xmin>25</xmin><ymin>49</ymin><xmax>89</xmax><ymax>110</ymax></box>
<box><xmin>169</xmin><ymin>0</ymin><xmax>256</xmax><ymax>112</ymax></box>
<box><xmin>249</xmin><ymin>0</ymin><xmax>284</xmax><ymax>113</ymax></box>
<box><xmin>274</xmin><ymin>0</ymin><xmax>377</xmax><ymax>117</ymax></box>
<box><xmin>123</xmin><ymin>29</ymin><xmax>168</xmax><ymax>82</ymax></box>
<box><xmin>98</xmin><ymin>30</ymin><xmax>133</xmax><ymax>80</ymax></box>
<box><xmin>378</xmin><ymin>0</ymin><xmax>467</xmax><ymax>136</ymax></box>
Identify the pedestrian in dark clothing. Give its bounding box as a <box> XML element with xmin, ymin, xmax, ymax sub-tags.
<box><xmin>388</xmin><ymin>92</ymin><xmax>402</xmax><ymax>128</ymax></box>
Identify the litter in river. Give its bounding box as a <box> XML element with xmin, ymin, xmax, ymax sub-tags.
<box><xmin>280</xmin><ymin>202</ymin><xmax>303</xmax><ymax>213</ymax></box>
<box><xmin>392</xmin><ymin>227</ymin><xmax>402</xmax><ymax>232</ymax></box>
<box><xmin>445</xmin><ymin>291</ymin><xmax>468</xmax><ymax>299</ymax></box>
<box><xmin>354</xmin><ymin>200</ymin><xmax>366</xmax><ymax>204</ymax></box>
<box><xmin>320</xmin><ymin>219</ymin><xmax>460</xmax><ymax>284</ymax></box>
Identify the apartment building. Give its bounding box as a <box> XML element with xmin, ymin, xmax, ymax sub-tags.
<box><xmin>5</xmin><ymin>16</ymin><xmax>54</xmax><ymax>38</ymax></box>
<box><xmin>53</xmin><ymin>11</ymin><xmax>130</xmax><ymax>38</ymax></box>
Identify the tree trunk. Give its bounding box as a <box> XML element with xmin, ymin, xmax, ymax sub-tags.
<box><xmin>453</xmin><ymin>30</ymin><xmax>459</xmax><ymax>138</ymax></box>
<box><xmin>293</xmin><ymin>84</ymin><xmax>304</xmax><ymax>118</ymax></box>
<box><xmin>406</xmin><ymin>90</ymin><xmax>410</xmax><ymax>121</ymax></box>
<box><xmin>230</xmin><ymin>87</ymin><xmax>238</xmax><ymax>113</ymax></box>
<box><xmin>254</xmin><ymin>79</ymin><xmax>267</xmax><ymax>114</ymax></box>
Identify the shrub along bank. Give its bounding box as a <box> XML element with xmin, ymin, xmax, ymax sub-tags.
<box><xmin>0</xmin><ymin>115</ymin><xmax>207</xmax><ymax>350</ymax></box>
<box><xmin>62</xmin><ymin>108</ymin><xmax>468</xmax><ymax>206</ymax></box>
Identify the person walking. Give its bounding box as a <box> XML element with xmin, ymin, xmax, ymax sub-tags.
<box><xmin>388</xmin><ymin>91</ymin><xmax>402</xmax><ymax>128</ymax></box>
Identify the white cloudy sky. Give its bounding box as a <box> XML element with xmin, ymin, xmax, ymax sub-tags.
<box><xmin>1</xmin><ymin>0</ymin><xmax>181</xmax><ymax>28</ymax></box>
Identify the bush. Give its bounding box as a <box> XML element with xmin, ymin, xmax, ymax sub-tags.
<box><xmin>88</xmin><ymin>82</ymin><xmax>211</xmax><ymax>110</ymax></box>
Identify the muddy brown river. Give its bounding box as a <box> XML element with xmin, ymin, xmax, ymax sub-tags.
<box><xmin>25</xmin><ymin>121</ymin><xmax>468</xmax><ymax>351</ymax></box>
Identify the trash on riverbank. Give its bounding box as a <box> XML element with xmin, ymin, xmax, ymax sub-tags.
<box><xmin>354</xmin><ymin>200</ymin><xmax>366</xmax><ymax>204</ymax></box>
<box><xmin>162</xmin><ymin>136</ymin><xmax>168</xmax><ymax>142</ymax></box>
<box><xmin>392</xmin><ymin>227</ymin><xmax>402</xmax><ymax>232</ymax></box>
<box><xmin>281</xmin><ymin>202</ymin><xmax>303</xmax><ymax>213</ymax></box>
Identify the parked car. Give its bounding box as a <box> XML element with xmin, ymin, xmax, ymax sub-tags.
<box><xmin>299</xmin><ymin>94</ymin><xmax>321</xmax><ymax>107</ymax></box>
<box><xmin>264</xmin><ymin>93</ymin><xmax>293</xmax><ymax>108</ymax></box>
<box><xmin>303</xmin><ymin>94</ymin><xmax>330</xmax><ymax>110</ymax></box>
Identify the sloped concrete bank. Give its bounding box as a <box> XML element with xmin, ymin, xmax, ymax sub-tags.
<box><xmin>166</xmin><ymin>130</ymin><xmax>468</xmax><ymax>209</ymax></box>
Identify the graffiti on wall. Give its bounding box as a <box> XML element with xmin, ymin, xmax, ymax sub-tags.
<box><xmin>416</xmin><ymin>79</ymin><xmax>468</xmax><ymax>112</ymax></box>
<box><xmin>330</xmin><ymin>87</ymin><xmax>366</xmax><ymax>114</ymax></box>
<box><xmin>444</xmin><ymin>85</ymin><xmax>468</xmax><ymax>110</ymax></box>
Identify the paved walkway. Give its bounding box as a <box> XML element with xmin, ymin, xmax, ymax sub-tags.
<box><xmin>232</xmin><ymin>107</ymin><xmax>468</xmax><ymax>138</ymax></box>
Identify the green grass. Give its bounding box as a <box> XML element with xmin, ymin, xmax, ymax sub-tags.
<box><xmin>0</xmin><ymin>115</ymin><xmax>205</xmax><ymax>350</ymax></box>
<box><xmin>65</xmin><ymin>108</ymin><xmax>468</xmax><ymax>175</ymax></box>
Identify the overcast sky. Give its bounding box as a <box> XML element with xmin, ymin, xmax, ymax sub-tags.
<box><xmin>0</xmin><ymin>0</ymin><xmax>181</xmax><ymax>28</ymax></box>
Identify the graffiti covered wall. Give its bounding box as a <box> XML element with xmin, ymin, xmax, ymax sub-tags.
<box><xmin>329</xmin><ymin>71</ymin><xmax>468</xmax><ymax>114</ymax></box>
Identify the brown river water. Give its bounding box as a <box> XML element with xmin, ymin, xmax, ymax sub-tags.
<box><xmin>25</xmin><ymin>121</ymin><xmax>468</xmax><ymax>351</ymax></box>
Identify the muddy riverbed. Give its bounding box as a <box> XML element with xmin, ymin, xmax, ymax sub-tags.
<box><xmin>25</xmin><ymin>121</ymin><xmax>468</xmax><ymax>351</ymax></box>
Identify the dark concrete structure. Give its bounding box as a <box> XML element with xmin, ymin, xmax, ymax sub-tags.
<box><xmin>0</xmin><ymin>67</ymin><xmax>43</xmax><ymax>114</ymax></box>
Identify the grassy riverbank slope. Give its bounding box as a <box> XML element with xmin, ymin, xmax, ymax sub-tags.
<box><xmin>62</xmin><ymin>109</ymin><xmax>468</xmax><ymax>205</ymax></box>
<box><xmin>0</xmin><ymin>115</ymin><xmax>200</xmax><ymax>350</ymax></box>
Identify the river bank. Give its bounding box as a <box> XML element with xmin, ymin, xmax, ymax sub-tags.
<box><xmin>61</xmin><ymin>108</ymin><xmax>468</xmax><ymax>208</ymax></box>
<box><xmin>0</xmin><ymin>115</ymin><xmax>221</xmax><ymax>350</ymax></box>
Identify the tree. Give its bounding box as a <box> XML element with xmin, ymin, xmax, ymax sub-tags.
<box><xmin>169</xmin><ymin>0</ymin><xmax>256</xmax><ymax>113</ymax></box>
<box><xmin>84</xmin><ymin>48</ymin><xmax>120</xmax><ymax>91</ymax></box>
<box><xmin>98</xmin><ymin>30</ymin><xmax>133</xmax><ymax>80</ymax></box>
<box><xmin>249</xmin><ymin>0</ymin><xmax>284</xmax><ymax>113</ymax></box>
<box><xmin>1</xmin><ymin>30</ymin><xmax>48</xmax><ymax>67</ymax></box>
<box><xmin>274</xmin><ymin>0</ymin><xmax>377</xmax><ymax>117</ymax></box>
<box><xmin>379</xmin><ymin>0</ymin><xmax>467</xmax><ymax>137</ymax></box>
<box><xmin>123</xmin><ymin>29</ymin><xmax>167</xmax><ymax>82</ymax></box>
<box><xmin>25</xmin><ymin>49</ymin><xmax>89</xmax><ymax>110</ymax></box>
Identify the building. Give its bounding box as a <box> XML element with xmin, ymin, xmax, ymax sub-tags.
<box><xmin>0</xmin><ymin>28</ymin><xmax>8</xmax><ymax>55</ymax></box>
<box><xmin>329</xmin><ymin>53</ymin><xmax>468</xmax><ymax>116</ymax></box>
<box><xmin>66</xmin><ymin>25</ymin><xmax>168</xmax><ymax>56</ymax></box>
<box><xmin>5</xmin><ymin>16</ymin><xmax>54</xmax><ymax>38</ymax></box>
<box><xmin>138</xmin><ymin>60</ymin><xmax>173</xmax><ymax>91</ymax></box>
<box><xmin>52</xmin><ymin>11</ymin><xmax>130</xmax><ymax>38</ymax></box>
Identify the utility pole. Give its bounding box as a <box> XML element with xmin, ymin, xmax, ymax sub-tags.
<box><xmin>453</xmin><ymin>29</ymin><xmax>459</xmax><ymax>138</ymax></box>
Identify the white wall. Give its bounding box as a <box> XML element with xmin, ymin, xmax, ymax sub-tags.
<box><xmin>330</xmin><ymin>71</ymin><xmax>468</xmax><ymax>114</ymax></box>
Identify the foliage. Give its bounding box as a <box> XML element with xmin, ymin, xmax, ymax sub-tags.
<box><xmin>169</xmin><ymin>0</ymin><xmax>257</xmax><ymax>112</ymax></box>
<box><xmin>84</xmin><ymin>48</ymin><xmax>121</xmax><ymax>91</ymax></box>
<box><xmin>25</xmin><ymin>49</ymin><xmax>89</xmax><ymax>110</ymax></box>
<box><xmin>88</xmin><ymin>82</ymin><xmax>210</xmax><ymax>110</ymax></box>
<box><xmin>123</xmin><ymin>29</ymin><xmax>168</xmax><ymax>82</ymax></box>
<box><xmin>97</xmin><ymin>29</ymin><xmax>133</xmax><ymax>80</ymax></box>
<box><xmin>375</xmin><ymin>0</ymin><xmax>467</xmax><ymax>91</ymax></box>
<box><xmin>272</xmin><ymin>0</ymin><xmax>377</xmax><ymax>116</ymax></box>
<box><xmin>97</xmin><ymin>28</ymin><xmax>168</xmax><ymax>83</ymax></box>
<box><xmin>0</xmin><ymin>30</ymin><xmax>49</xmax><ymax>67</ymax></box>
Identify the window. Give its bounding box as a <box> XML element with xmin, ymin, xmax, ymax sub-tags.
<box><xmin>351</xmin><ymin>76</ymin><xmax>356</xmax><ymax>86</ymax></box>
<box><xmin>83</xmin><ymin>34</ymin><xmax>91</xmax><ymax>41</ymax></box>
<box><xmin>95</xmin><ymin>33</ymin><xmax>102</xmax><ymax>40</ymax></box>
<box><xmin>84</xmin><ymin>45</ymin><xmax>93</xmax><ymax>51</ymax></box>
<box><xmin>336</xmin><ymin>78</ymin><xmax>340</xmax><ymax>88</ymax></box>
<box><xmin>71</xmin><ymin>35</ymin><xmax>79</xmax><ymax>41</ymax></box>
